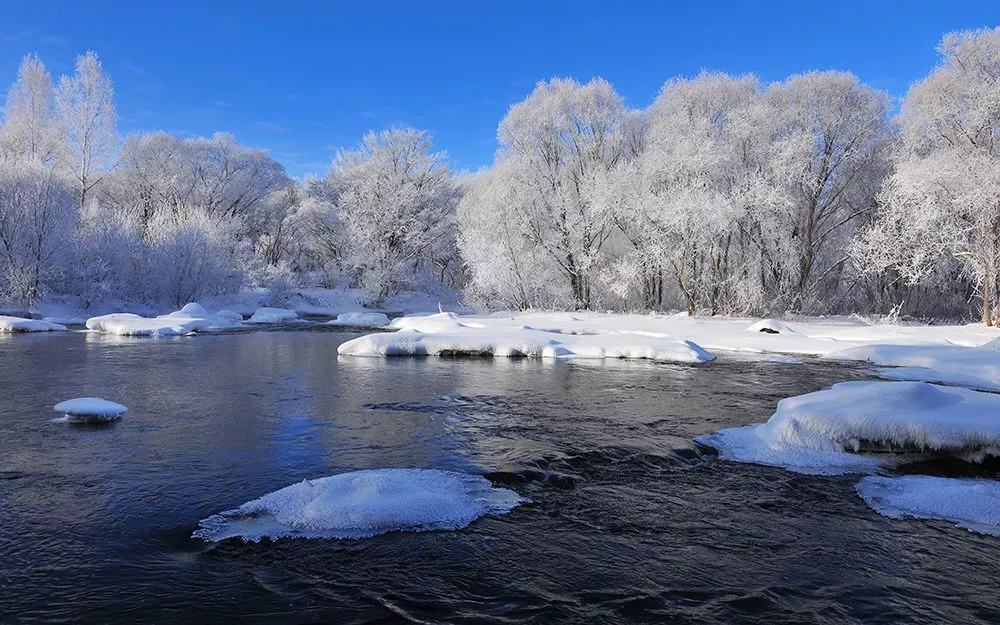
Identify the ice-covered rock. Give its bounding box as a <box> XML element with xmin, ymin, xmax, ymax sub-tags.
<box><xmin>214</xmin><ymin>309</ymin><xmax>244</xmax><ymax>322</ymax></box>
<box><xmin>326</xmin><ymin>312</ymin><xmax>391</xmax><ymax>327</ymax></box>
<box><xmin>338</xmin><ymin>325</ymin><xmax>715</xmax><ymax>363</ymax></box>
<box><xmin>192</xmin><ymin>468</ymin><xmax>527</xmax><ymax>542</ymax></box>
<box><xmin>246</xmin><ymin>307</ymin><xmax>298</xmax><ymax>323</ymax></box>
<box><xmin>54</xmin><ymin>397</ymin><xmax>127</xmax><ymax>423</ymax></box>
<box><xmin>856</xmin><ymin>475</ymin><xmax>1000</xmax><ymax>537</ymax></box>
<box><xmin>0</xmin><ymin>316</ymin><xmax>67</xmax><ymax>333</ymax></box>
<box><xmin>697</xmin><ymin>381</ymin><xmax>1000</xmax><ymax>475</ymax></box>
<box><xmin>746</xmin><ymin>318</ymin><xmax>799</xmax><ymax>335</ymax></box>
<box><xmin>87</xmin><ymin>303</ymin><xmax>241</xmax><ymax>336</ymax></box>
<box><xmin>42</xmin><ymin>316</ymin><xmax>85</xmax><ymax>326</ymax></box>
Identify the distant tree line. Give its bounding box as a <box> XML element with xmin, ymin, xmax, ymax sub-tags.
<box><xmin>1</xmin><ymin>27</ymin><xmax>998</xmax><ymax>322</ymax></box>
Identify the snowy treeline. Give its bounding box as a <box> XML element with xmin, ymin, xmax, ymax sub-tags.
<box><xmin>1</xmin><ymin>27</ymin><xmax>998</xmax><ymax>320</ymax></box>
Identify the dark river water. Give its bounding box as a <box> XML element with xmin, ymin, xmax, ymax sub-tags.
<box><xmin>1</xmin><ymin>329</ymin><xmax>997</xmax><ymax>624</ymax></box>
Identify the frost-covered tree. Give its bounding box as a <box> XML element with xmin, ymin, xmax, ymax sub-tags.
<box><xmin>54</xmin><ymin>51</ymin><xmax>118</xmax><ymax>209</ymax></box>
<box><xmin>310</xmin><ymin>128</ymin><xmax>459</xmax><ymax>303</ymax></box>
<box><xmin>0</xmin><ymin>55</ymin><xmax>61</xmax><ymax>166</ymax></box>
<box><xmin>767</xmin><ymin>71</ymin><xmax>892</xmax><ymax>308</ymax></box>
<box><xmin>461</xmin><ymin>78</ymin><xmax>634</xmax><ymax>309</ymax></box>
<box><xmin>854</xmin><ymin>27</ymin><xmax>1000</xmax><ymax>324</ymax></box>
<box><xmin>0</xmin><ymin>162</ymin><xmax>76</xmax><ymax>303</ymax></box>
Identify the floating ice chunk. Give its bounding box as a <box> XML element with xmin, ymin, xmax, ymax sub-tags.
<box><xmin>87</xmin><ymin>313</ymin><xmax>213</xmax><ymax>336</ymax></box>
<box><xmin>192</xmin><ymin>468</ymin><xmax>527</xmax><ymax>542</ymax></box>
<box><xmin>856</xmin><ymin>475</ymin><xmax>1000</xmax><ymax>537</ymax></box>
<box><xmin>746</xmin><ymin>318</ymin><xmax>799</xmax><ymax>335</ymax></box>
<box><xmin>697</xmin><ymin>381</ymin><xmax>1000</xmax><ymax>475</ymax></box>
<box><xmin>0</xmin><ymin>316</ymin><xmax>67</xmax><ymax>332</ymax></box>
<box><xmin>326</xmin><ymin>312</ymin><xmax>391</xmax><ymax>327</ymax></box>
<box><xmin>54</xmin><ymin>397</ymin><xmax>127</xmax><ymax>423</ymax></box>
<box><xmin>246</xmin><ymin>307</ymin><xmax>298</xmax><ymax>324</ymax></box>
<box><xmin>338</xmin><ymin>326</ymin><xmax>715</xmax><ymax>363</ymax></box>
<box><xmin>830</xmin><ymin>343</ymin><xmax>1000</xmax><ymax>392</ymax></box>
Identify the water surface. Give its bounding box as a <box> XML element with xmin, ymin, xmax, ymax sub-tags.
<box><xmin>1</xmin><ymin>331</ymin><xmax>996</xmax><ymax>624</ymax></box>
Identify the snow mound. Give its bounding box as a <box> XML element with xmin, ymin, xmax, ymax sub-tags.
<box><xmin>192</xmin><ymin>468</ymin><xmax>527</xmax><ymax>542</ymax></box>
<box><xmin>746</xmin><ymin>318</ymin><xmax>799</xmax><ymax>335</ymax></box>
<box><xmin>246</xmin><ymin>307</ymin><xmax>298</xmax><ymax>324</ymax></box>
<box><xmin>830</xmin><ymin>343</ymin><xmax>1000</xmax><ymax>392</ymax></box>
<box><xmin>54</xmin><ymin>397</ymin><xmax>127</xmax><ymax>423</ymax></box>
<box><xmin>0</xmin><ymin>316</ymin><xmax>67</xmax><ymax>332</ymax></box>
<box><xmin>856</xmin><ymin>475</ymin><xmax>1000</xmax><ymax>537</ymax></box>
<box><xmin>697</xmin><ymin>381</ymin><xmax>1000</xmax><ymax>474</ymax></box>
<box><xmin>338</xmin><ymin>326</ymin><xmax>715</xmax><ymax>363</ymax></box>
<box><xmin>326</xmin><ymin>312</ymin><xmax>391</xmax><ymax>327</ymax></box>
<box><xmin>214</xmin><ymin>309</ymin><xmax>244</xmax><ymax>322</ymax></box>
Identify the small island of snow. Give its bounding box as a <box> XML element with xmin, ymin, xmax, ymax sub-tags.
<box><xmin>54</xmin><ymin>397</ymin><xmax>128</xmax><ymax>423</ymax></box>
<box><xmin>857</xmin><ymin>475</ymin><xmax>1000</xmax><ymax>537</ymax></box>
<box><xmin>192</xmin><ymin>468</ymin><xmax>527</xmax><ymax>542</ymax></box>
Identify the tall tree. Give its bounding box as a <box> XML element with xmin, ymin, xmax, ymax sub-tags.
<box><xmin>55</xmin><ymin>51</ymin><xmax>118</xmax><ymax>209</ymax></box>
<box><xmin>0</xmin><ymin>55</ymin><xmax>60</xmax><ymax>166</ymax></box>
<box><xmin>854</xmin><ymin>27</ymin><xmax>1000</xmax><ymax>324</ymax></box>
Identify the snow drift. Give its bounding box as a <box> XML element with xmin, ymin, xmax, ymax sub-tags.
<box><xmin>192</xmin><ymin>468</ymin><xmax>526</xmax><ymax>542</ymax></box>
<box><xmin>86</xmin><ymin>303</ymin><xmax>241</xmax><ymax>336</ymax></box>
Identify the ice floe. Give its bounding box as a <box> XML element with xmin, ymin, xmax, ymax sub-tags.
<box><xmin>697</xmin><ymin>381</ymin><xmax>1000</xmax><ymax>475</ymax></box>
<box><xmin>856</xmin><ymin>475</ymin><xmax>1000</xmax><ymax>537</ymax></box>
<box><xmin>0</xmin><ymin>316</ymin><xmax>67</xmax><ymax>332</ymax></box>
<box><xmin>53</xmin><ymin>397</ymin><xmax>128</xmax><ymax>423</ymax></box>
<box><xmin>326</xmin><ymin>312</ymin><xmax>391</xmax><ymax>327</ymax></box>
<box><xmin>192</xmin><ymin>468</ymin><xmax>527</xmax><ymax>542</ymax></box>
<box><xmin>246</xmin><ymin>307</ymin><xmax>298</xmax><ymax>323</ymax></box>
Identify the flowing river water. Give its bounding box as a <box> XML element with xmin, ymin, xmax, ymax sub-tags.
<box><xmin>1</xmin><ymin>329</ymin><xmax>997</xmax><ymax>624</ymax></box>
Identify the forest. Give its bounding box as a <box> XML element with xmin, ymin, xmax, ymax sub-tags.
<box><xmin>0</xmin><ymin>27</ymin><xmax>997</xmax><ymax>323</ymax></box>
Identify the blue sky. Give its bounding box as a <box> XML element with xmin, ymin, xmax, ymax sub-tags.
<box><xmin>2</xmin><ymin>1</ymin><xmax>997</xmax><ymax>178</ymax></box>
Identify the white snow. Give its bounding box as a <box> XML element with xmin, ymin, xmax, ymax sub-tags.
<box><xmin>326</xmin><ymin>312</ymin><xmax>391</xmax><ymax>327</ymax></box>
<box><xmin>53</xmin><ymin>397</ymin><xmax>127</xmax><ymax>423</ymax></box>
<box><xmin>42</xmin><ymin>316</ymin><xmax>85</xmax><ymax>326</ymax></box>
<box><xmin>338</xmin><ymin>313</ymin><xmax>715</xmax><ymax>362</ymax></box>
<box><xmin>246</xmin><ymin>307</ymin><xmax>298</xmax><ymax>324</ymax></box>
<box><xmin>192</xmin><ymin>468</ymin><xmax>527</xmax><ymax>542</ymax></box>
<box><xmin>0</xmin><ymin>315</ymin><xmax>67</xmax><ymax>332</ymax></box>
<box><xmin>86</xmin><ymin>303</ymin><xmax>242</xmax><ymax>336</ymax></box>
<box><xmin>697</xmin><ymin>381</ymin><xmax>1000</xmax><ymax>474</ymax></box>
<box><xmin>856</xmin><ymin>475</ymin><xmax>1000</xmax><ymax>537</ymax></box>
<box><xmin>830</xmin><ymin>342</ymin><xmax>1000</xmax><ymax>392</ymax></box>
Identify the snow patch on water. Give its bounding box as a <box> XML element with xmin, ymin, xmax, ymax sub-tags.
<box><xmin>856</xmin><ymin>475</ymin><xmax>1000</xmax><ymax>537</ymax></box>
<box><xmin>192</xmin><ymin>468</ymin><xmax>527</xmax><ymax>542</ymax></box>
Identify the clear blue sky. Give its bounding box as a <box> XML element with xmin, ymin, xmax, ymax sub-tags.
<box><xmin>2</xmin><ymin>1</ymin><xmax>997</xmax><ymax>178</ymax></box>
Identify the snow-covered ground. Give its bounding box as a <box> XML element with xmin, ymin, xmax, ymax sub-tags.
<box><xmin>857</xmin><ymin>475</ymin><xmax>1000</xmax><ymax>537</ymax></box>
<box><xmin>696</xmin><ymin>381</ymin><xmax>1000</xmax><ymax>474</ymax></box>
<box><xmin>193</xmin><ymin>468</ymin><xmax>527</xmax><ymax>542</ymax></box>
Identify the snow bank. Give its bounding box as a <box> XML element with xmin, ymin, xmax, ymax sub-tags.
<box><xmin>192</xmin><ymin>468</ymin><xmax>526</xmax><ymax>542</ymax></box>
<box><xmin>54</xmin><ymin>397</ymin><xmax>127</xmax><ymax>423</ymax></box>
<box><xmin>857</xmin><ymin>475</ymin><xmax>1000</xmax><ymax>537</ymax></box>
<box><xmin>697</xmin><ymin>381</ymin><xmax>1000</xmax><ymax>474</ymax></box>
<box><xmin>42</xmin><ymin>316</ymin><xmax>85</xmax><ymax>326</ymax></box>
<box><xmin>830</xmin><ymin>343</ymin><xmax>1000</xmax><ymax>392</ymax></box>
<box><xmin>246</xmin><ymin>307</ymin><xmax>298</xmax><ymax>324</ymax></box>
<box><xmin>338</xmin><ymin>313</ymin><xmax>715</xmax><ymax>363</ymax></box>
<box><xmin>0</xmin><ymin>316</ymin><xmax>67</xmax><ymax>332</ymax></box>
<box><xmin>326</xmin><ymin>312</ymin><xmax>391</xmax><ymax>327</ymax></box>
